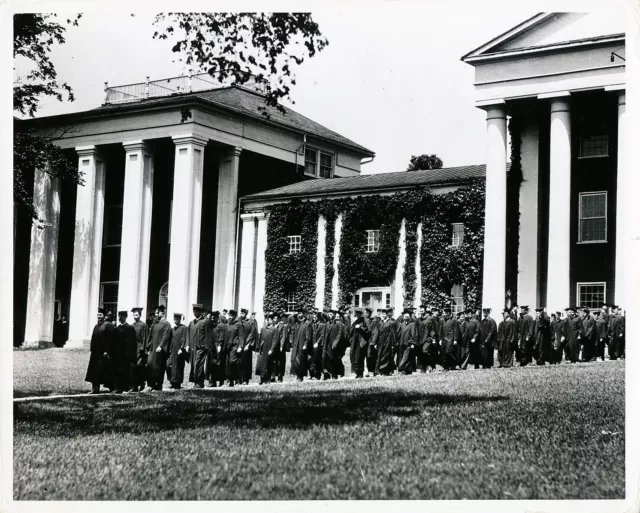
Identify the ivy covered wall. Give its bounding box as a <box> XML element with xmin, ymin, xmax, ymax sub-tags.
<box><xmin>263</xmin><ymin>179</ymin><xmax>486</xmax><ymax>313</ymax></box>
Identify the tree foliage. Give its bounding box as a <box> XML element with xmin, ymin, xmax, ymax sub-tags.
<box><xmin>406</xmin><ymin>154</ymin><xmax>443</xmax><ymax>171</ymax></box>
<box><xmin>153</xmin><ymin>13</ymin><xmax>329</xmax><ymax>114</ymax></box>
<box><xmin>13</xmin><ymin>14</ymin><xmax>83</xmax><ymax>220</ymax></box>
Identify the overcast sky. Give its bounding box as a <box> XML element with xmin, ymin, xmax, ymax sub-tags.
<box><xmin>20</xmin><ymin>8</ymin><xmax>538</xmax><ymax>174</ymax></box>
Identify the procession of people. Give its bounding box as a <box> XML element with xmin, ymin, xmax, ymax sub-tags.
<box><xmin>84</xmin><ymin>300</ymin><xmax>626</xmax><ymax>393</ymax></box>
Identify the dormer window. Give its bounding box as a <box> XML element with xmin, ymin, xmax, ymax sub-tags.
<box><xmin>304</xmin><ymin>147</ymin><xmax>334</xmax><ymax>178</ymax></box>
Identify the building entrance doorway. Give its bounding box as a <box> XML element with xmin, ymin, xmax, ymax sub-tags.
<box><xmin>353</xmin><ymin>287</ymin><xmax>390</xmax><ymax>312</ymax></box>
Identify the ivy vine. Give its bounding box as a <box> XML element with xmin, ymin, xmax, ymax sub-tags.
<box><xmin>322</xmin><ymin>209</ymin><xmax>337</xmax><ymax>310</ymax></box>
<box><xmin>403</xmin><ymin>219</ymin><xmax>418</xmax><ymax>308</ymax></box>
<box><xmin>506</xmin><ymin>114</ymin><xmax>523</xmax><ymax>308</ymax></box>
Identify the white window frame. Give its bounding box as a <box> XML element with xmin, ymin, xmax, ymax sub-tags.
<box><xmin>450</xmin><ymin>223</ymin><xmax>464</xmax><ymax>248</ymax></box>
<box><xmin>365</xmin><ymin>229</ymin><xmax>380</xmax><ymax>253</ymax></box>
<box><xmin>288</xmin><ymin>235</ymin><xmax>302</xmax><ymax>254</ymax></box>
<box><xmin>286</xmin><ymin>292</ymin><xmax>297</xmax><ymax>312</ymax></box>
<box><xmin>353</xmin><ymin>287</ymin><xmax>391</xmax><ymax>312</ymax></box>
<box><xmin>578</xmin><ymin>133</ymin><xmax>609</xmax><ymax>159</ymax></box>
<box><xmin>103</xmin><ymin>204</ymin><xmax>123</xmax><ymax>248</ymax></box>
<box><xmin>578</xmin><ymin>191</ymin><xmax>607</xmax><ymax>244</ymax></box>
<box><xmin>451</xmin><ymin>284</ymin><xmax>464</xmax><ymax>315</ymax></box>
<box><xmin>100</xmin><ymin>281</ymin><xmax>119</xmax><ymax>316</ymax></box>
<box><xmin>576</xmin><ymin>282</ymin><xmax>606</xmax><ymax>310</ymax></box>
<box><xmin>303</xmin><ymin>146</ymin><xmax>335</xmax><ymax>178</ymax></box>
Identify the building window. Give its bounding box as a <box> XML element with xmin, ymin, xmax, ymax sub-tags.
<box><xmin>104</xmin><ymin>205</ymin><xmax>123</xmax><ymax>247</ymax></box>
<box><xmin>100</xmin><ymin>281</ymin><xmax>119</xmax><ymax>319</ymax></box>
<box><xmin>366</xmin><ymin>229</ymin><xmax>380</xmax><ymax>253</ymax></box>
<box><xmin>579</xmin><ymin>134</ymin><xmax>609</xmax><ymax>158</ymax></box>
<box><xmin>286</xmin><ymin>292</ymin><xmax>297</xmax><ymax>312</ymax></box>
<box><xmin>304</xmin><ymin>147</ymin><xmax>334</xmax><ymax>178</ymax></box>
<box><xmin>451</xmin><ymin>223</ymin><xmax>464</xmax><ymax>247</ymax></box>
<box><xmin>288</xmin><ymin>235</ymin><xmax>302</xmax><ymax>254</ymax></box>
<box><xmin>451</xmin><ymin>284</ymin><xmax>464</xmax><ymax>314</ymax></box>
<box><xmin>353</xmin><ymin>287</ymin><xmax>390</xmax><ymax>312</ymax></box>
<box><xmin>579</xmin><ymin>192</ymin><xmax>607</xmax><ymax>243</ymax></box>
<box><xmin>577</xmin><ymin>282</ymin><xmax>606</xmax><ymax>310</ymax></box>
<box><xmin>354</xmin><ymin>295</ymin><xmax>360</xmax><ymax>308</ymax></box>
<box><xmin>385</xmin><ymin>293</ymin><xmax>391</xmax><ymax>309</ymax></box>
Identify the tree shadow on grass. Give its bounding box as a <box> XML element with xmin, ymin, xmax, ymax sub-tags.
<box><xmin>14</xmin><ymin>387</ymin><xmax>509</xmax><ymax>437</ymax></box>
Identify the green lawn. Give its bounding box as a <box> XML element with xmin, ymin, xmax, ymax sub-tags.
<box><xmin>13</xmin><ymin>349</ymin><xmax>624</xmax><ymax>500</ymax></box>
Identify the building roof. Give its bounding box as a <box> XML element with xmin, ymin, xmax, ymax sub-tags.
<box><xmin>22</xmin><ymin>86</ymin><xmax>374</xmax><ymax>157</ymax></box>
<box><xmin>243</xmin><ymin>164</ymin><xmax>494</xmax><ymax>202</ymax></box>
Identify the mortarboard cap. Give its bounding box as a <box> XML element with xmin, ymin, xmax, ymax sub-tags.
<box><xmin>228</xmin><ymin>309</ymin><xmax>238</xmax><ymax>316</ymax></box>
<box><xmin>240</xmin><ymin>308</ymin><xmax>249</xmax><ymax>314</ymax></box>
<box><xmin>156</xmin><ymin>305</ymin><xmax>166</xmax><ymax>312</ymax></box>
<box><xmin>118</xmin><ymin>310</ymin><xmax>128</xmax><ymax>316</ymax></box>
<box><xmin>192</xmin><ymin>303</ymin><xmax>204</xmax><ymax>310</ymax></box>
<box><xmin>173</xmin><ymin>312</ymin><xmax>183</xmax><ymax>318</ymax></box>
<box><xmin>98</xmin><ymin>307</ymin><xmax>106</xmax><ymax>314</ymax></box>
<box><xmin>131</xmin><ymin>307</ymin><xmax>143</xmax><ymax>313</ymax></box>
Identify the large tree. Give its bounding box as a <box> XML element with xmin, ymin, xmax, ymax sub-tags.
<box><xmin>13</xmin><ymin>14</ymin><xmax>84</xmax><ymax>221</ymax></box>
<box><xmin>406</xmin><ymin>154</ymin><xmax>444</xmax><ymax>172</ymax></box>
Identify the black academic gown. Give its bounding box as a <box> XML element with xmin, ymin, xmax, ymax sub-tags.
<box><xmin>274</xmin><ymin>322</ymin><xmax>288</xmax><ymax>379</ymax></box>
<box><xmin>480</xmin><ymin>316</ymin><xmax>497</xmax><ymax>368</ymax></box>
<box><xmin>209</xmin><ymin>321</ymin><xmax>227</xmax><ymax>385</ymax></box>
<box><xmin>290</xmin><ymin>320</ymin><xmax>313</xmax><ymax>379</ymax></box>
<box><xmin>114</xmin><ymin>322</ymin><xmax>137</xmax><ymax>390</ymax></box>
<box><xmin>323</xmin><ymin>320</ymin><xmax>343</xmax><ymax>378</ymax></box>
<box><xmin>256</xmin><ymin>325</ymin><xmax>279</xmax><ymax>382</ymax></box>
<box><xmin>595</xmin><ymin>318</ymin><xmax>608</xmax><ymax>361</ymax></box>
<box><xmin>132</xmin><ymin>320</ymin><xmax>149</xmax><ymax>387</ymax></box>
<box><xmin>497</xmin><ymin>318</ymin><xmax>516</xmax><ymax>368</ymax></box>
<box><xmin>397</xmin><ymin>321</ymin><xmax>417</xmax><ymax>374</ymax></box>
<box><xmin>517</xmin><ymin>314</ymin><xmax>535</xmax><ymax>366</ymax></box>
<box><xmin>349</xmin><ymin>317</ymin><xmax>370</xmax><ymax>377</ymax></box>
<box><xmin>534</xmin><ymin>313</ymin><xmax>551</xmax><ymax>365</ymax></box>
<box><xmin>168</xmin><ymin>323</ymin><xmax>188</xmax><ymax>387</ymax></box>
<box><xmin>422</xmin><ymin>315</ymin><xmax>440</xmax><ymax>370</ymax></box>
<box><xmin>310</xmin><ymin>321</ymin><xmax>326</xmax><ymax>379</ymax></box>
<box><xmin>375</xmin><ymin>319</ymin><xmax>397</xmax><ymax>375</ymax></box>
<box><xmin>187</xmin><ymin>316</ymin><xmax>208</xmax><ymax>387</ymax></box>
<box><xmin>239</xmin><ymin>318</ymin><xmax>257</xmax><ymax>384</ymax></box>
<box><xmin>366</xmin><ymin>317</ymin><xmax>380</xmax><ymax>374</ymax></box>
<box><xmin>463</xmin><ymin>318</ymin><xmax>481</xmax><ymax>370</ymax></box>
<box><xmin>146</xmin><ymin>318</ymin><xmax>172</xmax><ymax>389</ymax></box>
<box><xmin>224</xmin><ymin>319</ymin><xmax>241</xmax><ymax>383</ymax></box>
<box><xmin>440</xmin><ymin>317</ymin><xmax>461</xmax><ymax>370</ymax></box>
<box><xmin>566</xmin><ymin>316</ymin><xmax>585</xmax><ymax>363</ymax></box>
<box><xmin>85</xmin><ymin>320</ymin><xmax>115</xmax><ymax>386</ymax></box>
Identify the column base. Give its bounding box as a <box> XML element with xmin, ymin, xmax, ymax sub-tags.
<box><xmin>65</xmin><ymin>339</ymin><xmax>91</xmax><ymax>350</ymax></box>
<box><xmin>21</xmin><ymin>340</ymin><xmax>55</xmax><ymax>350</ymax></box>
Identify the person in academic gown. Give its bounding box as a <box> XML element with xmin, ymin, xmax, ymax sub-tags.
<box><xmin>595</xmin><ymin>310</ymin><xmax>608</xmax><ymax>362</ymax></box>
<box><xmin>439</xmin><ymin>309</ymin><xmax>461</xmax><ymax>370</ymax></box>
<box><xmin>130</xmin><ymin>307</ymin><xmax>149</xmax><ymax>392</ymax></box>
<box><xmin>207</xmin><ymin>312</ymin><xmax>227</xmax><ymax>387</ymax></box>
<box><xmin>397</xmin><ymin>310</ymin><xmax>417</xmax><ymax>375</ymax></box>
<box><xmin>238</xmin><ymin>309</ymin><xmax>257</xmax><ymax>385</ymax></box>
<box><xmin>415</xmin><ymin>306</ymin><xmax>430</xmax><ymax>373</ymax></box>
<box><xmin>565</xmin><ymin>307</ymin><xmax>584</xmax><ymax>363</ymax></box>
<box><xmin>422</xmin><ymin>308</ymin><xmax>440</xmax><ymax>372</ymax></box>
<box><xmin>375</xmin><ymin>308</ymin><xmax>397</xmax><ymax>376</ymax></box>
<box><xmin>113</xmin><ymin>310</ymin><xmax>137</xmax><ymax>393</ymax></box>
<box><xmin>290</xmin><ymin>309</ymin><xmax>313</xmax><ymax>381</ymax></box>
<box><xmin>223</xmin><ymin>310</ymin><xmax>242</xmax><ymax>386</ymax></box>
<box><xmin>516</xmin><ymin>306</ymin><xmax>535</xmax><ymax>366</ymax></box>
<box><xmin>366</xmin><ymin>310</ymin><xmax>380</xmax><ymax>376</ymax></box>
<box><xmin>187</xmin><ymin>304</ymin><xmax>208</xmax><ymax>388</ymax></box>
<box><xmin>167</xmin><ymin>313</ymin><xmax>188</xmax><ymax>389</ymax></box>
<box><xmin>496</xmin><ymin>309</ymin><xmax>516</xmax><ymax>368</ymax></box>
<box><xmin>580</xmin><ymin>308</ymin><xmax>597</xmax><ymax>362</ymax></box>
<box><xmin>85</xmin><ymin>308</ymin><xmax>116</xmax><ymax>394</ymax></box>
<box><xmin>549</xmin><ymin>312</ymin><xmax>564</xmax><ymax>364</ymax></box>
<box><xmin>309</xmin><ymin>311</ymin><xmax>326</xmax><ymax>380</ymax></box>
<box><xmin>274</xmin><ymin>313</ymin><xmax>289</xmax><ymax>382</ymax></box>
<box><xmin>255</xmin><ymin>313</ymin><xmax>278</xmax><ymax>384</ymax></box>
<box><xmin>462</xmin><ymin>309</ymin><xmax>481</xmax><ymax>370</ymax></box>
<box><xmin>480</xmin><ymin>308</ymin><xmax>497</xmax><ymax>369</ymax></box>
<box><xmin>610</xmin><ymin>306</ymin><xmax>625</xmax><ymax>360</ymax></box>
<box><xmin>145</xmin><ymin>305</ymin><xmax>172</xmax><ymax>391</ymax></box>
<box><xmin>323</xmin><ymin>309</ymin><xmax>343</xmax><ymax>379</ymax></box>
<box><xmin>533</xmin><ymin>308</ymin><xmax>551</xmax><ymax>365</ymax></box>
<box><xmin>349</xmin><ymin>309</ymin><xmax>370</xmax><ymax>379</ymax></box>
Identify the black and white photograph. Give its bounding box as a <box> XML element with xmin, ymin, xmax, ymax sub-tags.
<box><xmin>2</xmin><ymin>1</ymin><xmax>640</xmax><ymax>510</ymax></box>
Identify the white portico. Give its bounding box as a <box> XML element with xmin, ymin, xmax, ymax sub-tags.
<box><xmin>18</xmin><ymin>76</ymin><xmax>374</xmax><ymax>348</ymax></box>
<box><xmin>463</xmin><ymin>11</ymin><xmax>627</xmax><ymax>313</ymax></box>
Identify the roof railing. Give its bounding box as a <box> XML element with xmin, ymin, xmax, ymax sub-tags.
<box><xmin>103</xmin><ymin>71</ymin><xmax>268</xmax><ymax>104</ymax></box>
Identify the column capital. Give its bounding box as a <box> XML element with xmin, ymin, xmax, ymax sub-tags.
<box><xmin>76</xmin><ymin>145</ymin><xmax>102</xmax><ymax>158</ymax></box>
<box><xmin>240</xmin><ymin>213</ymin><xmax>256</xmax><ymax>222</ymax></box>
<box><xmin>550</xmin><ymin>98</ymin><xmax>571</xmax><ymax>114</ymax></box>
<box><xmin>123</xmin><ymin>140</ymin><xmax>153</xmax><ymax>154</ymax></box>
<box><xmin>226</xmin><ymin>146</ymin><xmax>243</xmax><ymax>158</ymax></box>
<box><xmin>171</xmin><ymin>134</ymin><xmax>208</xmax><ymax>148</ymax></box>
<box><xmin>618</xmin><ymin>92</ymin><xmax>626</xmax><ymax>106</ymax></box>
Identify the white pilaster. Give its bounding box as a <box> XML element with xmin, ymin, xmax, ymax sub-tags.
<box><xmin>213</xmin><ymin>146</ymin><xmax>242</xmax><ymax>310</ymax></box>
<box><xmin>517</xmin><ymin>117</ymin><xmax>540</xmax><ymax>307</ymax></box>
<box><xmin>68</xmin><ymin>146</ymin><xmax>106</xmax><ymax>348</ymax></box>
<box><xmin>394</xmin><ymin>219</ymin><xmax>406</xmax><ymax>313</ymax></box>
<box><xmin>237</xmin><ymin>213</ymin><xmax>257</xmax><ymax>312</ymax></box>
<box><xmin>546</xmin><ymin>98</ymin><xmax>572</xmax><ymax>313</ymax></box>
<box><xmin>253</xmin><ymin>212</ymin><xmax>268</xmax><ymax>328</ymax></box>
<box><xmin>24</xmin><ymin>166</ymin><xmax>60</xmax><ymax>348</ymax></box>
<box><xmin>614</xmin><ymin>92</ymin><xmax>626</xmax><ymax>306</ymax></box>
<box><xmin>414</xmin><ymin>222</ymin><xmax>423</xmax><ymax>311</ymax></box>
<box><xmin>117</xmin><ymin>141</ymin><xmax>154</xmax><ymax>314</ymax></box>
<box><xmin>481</xmin><ymin>104</ymin><xmax>508</xmax><ymax>314</ymax></box>
<box><xmin>168</xmin><ymin>134</ymin><xmax>206</xmax><ymax>321</ymax></box>
<box><xmin>331</xmin><ymin>214</ymin><xmax>342</xmax><ymax>310</ymax></box>
<box><xmin>315</xmin><ymin>215</ymin><xmax>327</xmax><ymax>310</ymax></box>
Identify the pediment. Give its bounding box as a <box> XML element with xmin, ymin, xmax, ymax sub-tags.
<box><xmin>463</xmin><ymin>11</ymin><xmax>625</xmax><ymax>61</ymax></box>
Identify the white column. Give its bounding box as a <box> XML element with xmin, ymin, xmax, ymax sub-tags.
<box><xmin>167</xmin><ymin>135</ymin><xmax>206</xmax><ymax>321</ymax></box>
<box><xmin>315</xmin><ymin>214</ymin><xmax>327</xmax><ymax>310</ymax></box>
<box><xmin>213</xmin><ymin>146</ymin><xmax>242</xmax><ymax>310</ymax></box>
<box><xmin>481</xmin><ymin>104</ymin><xmax>508</xmax><ymax>314</ymax></box>
<box><xmin>24</xmin><ymin>166</ymin><xmax>60</xmax><ymax>348</ymax></box>
<box><xmin>117</xmin><ymin>141</ymin><xmax>154</xmax><ymax>314</ymax></box>
<box><xmin>68</xmin><ymin>146</ymin><xmax>106</xmax><ymax>348</ymax></box>
<box><xmin>237</xmin><ymin>213</ymin><xmax>257</xmax><ymax>312</ymax></box>
<box><xmin>413</xmin><ymin>222</ymin><xmax>423</xmax><ymax>311</ymax></box>
<box><xmin>253</xmin><ymin>212</ymin><xmax>268</xmax><ymax>328</ymax></box>
<box><xmin>394</xmin><ymin>219</ymin><xmax>406</xmax><ymax>313</ymax></box>
<box><xmin>330</xmin><ymin>214</ymin><xmax>342</xmax><ymax>310</ymax></box>
<box><xmin>614</xmin><ymin>92</ymin><xmax>626</xmax><ymax>306</ymax></box>
<box><xmin>546</xmin><ymin>98</ymin><xmax>572</xmax><ymax>313</ymax></box>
